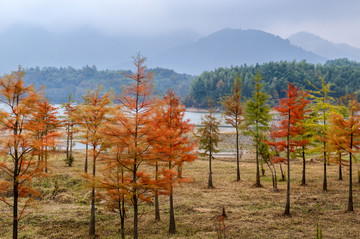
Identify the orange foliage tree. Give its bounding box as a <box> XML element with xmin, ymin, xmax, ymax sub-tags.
<box><xmin>150</xmin><ymin>90</ymin><xmax>197</xmax><ymax>234</ymax></box>
<box><xmin>75</xmin><ymin>87</ymin><xmax>112</xmax><ymax>237</ymax></box>
<box><xmin>328</xmin><ymin>97</ymin><xmax>360</xmax><ymax>211</ymax></box>
<box><xmin>0</xmin><ymin>68</ymin><xmax>42</xmax><ymax>239</ymax></box>
<box><xmin>62</xmin><ymin>94</ymin><xmax>77</xmax><ymax>167</ymax></box>
<box><xmin>97</xmin><ymin>126</ymin><xmax>130</xmax><ymax>239</ymax></box>
<box><xmin>28</xmin><ymin>100</ymin><xmax>62</xmax><ymax>173</ymax></box>
<box><xmin>103</xmin><ymin>54</ymin><xmax>158</xmax><ymax>239</ymax></box>
<box><xmin>267</xmin><ymin>83</ymin><xmax>308</xmax><ymax>215</ymax></box>
<box><xmin>222</xmin><ymin>75</ymin><xmax>244</xmax><ymax>181</ymax></box>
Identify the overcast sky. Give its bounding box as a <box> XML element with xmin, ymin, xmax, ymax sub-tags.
<box><xmin>1</xmin><ymin>0</ymin><xmax>359</xmax><ymax>47</ymax></box>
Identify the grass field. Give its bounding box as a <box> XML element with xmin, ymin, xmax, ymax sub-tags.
<box><xmin>1</xmin><ymin>139</ymin><xmax>360</xmax><ymax>238</ymax></box>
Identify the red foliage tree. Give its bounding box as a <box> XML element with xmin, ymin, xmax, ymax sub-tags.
<box><xmin>267</xmin><ymin>83</ymin><xmax>309</xmax><ymax>215</ymax></box>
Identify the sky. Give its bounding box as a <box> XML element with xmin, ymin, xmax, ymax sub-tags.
<box><xmin>0</xmin><ymin>0</ymin><xmax>359</xmax><ymax>47</ymax></box>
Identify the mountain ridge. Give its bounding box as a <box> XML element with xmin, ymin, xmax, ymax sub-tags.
<box><xmin>288</xmin><ymin>32</ymin><xmax>360</xmax><ymax>61</ymax></box>
<box><xmin>149</xmin><ymin>28</ymin><xmax>325</xmax><ymax>74</ymax></box>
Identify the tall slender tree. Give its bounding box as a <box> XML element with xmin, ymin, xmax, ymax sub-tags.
<box><xmin>150</xmin><ymin>90</ymin><xmax>197</xmax><ymax>233</ymax></box>
<box><xmin>328</xmin><ymin>97</ymin><xmax>360</xmax><ymax>211</ymax></box>
<box><xmin>63</xmin><ymin>94</ymin><xmax>77</xmax><ymax>166</ymax></box>
<box><xmin>197</xmin><ymin>100</ymin><xmax>221</xmax><ymax>189</ymax></box>
<box><xmin>96</xmin><ymin>135</ymin><xmax>130</xmax><ymax>239</ymax></box>
<box><xmin>222</xmin><ymin>75</ymin><xmax>244</xmax><ymax>181</ymax></box>
<box><xmin>104</xmin><ymin>54</ymin><xmax>159</xmax><ymax>239</ymax></box>
<box><xmin>29</xmin><ymin>100</ymin><xmax>62</xmax><ymax>173</ymax></box>
<box><xmin>75</xmin><ymin>87</ymin><xmax>112</xmax><ymax>238</ymax></box>
<box><xmin>245</xmin><ymin>73</ymin><xmax>271</xmax><ymax>187</ymax></box>
<box><xmin>293</xmin><ymin>91</ymin><xmax>311</xmax><ymax>185</ymax></box>
<box><xmin>0</xmin><ymin>68</ymin><xmax>42</xmax><ymax>239</ymax></box>
<box><xmin>308</xmin><ymin>78</ymin><xmax>337</xmax><ymax>191</ymax></box>
<box><xmin>267</xmin><ymin>83</ymin><xmax>308</xmax><ymax>215</ymax></box>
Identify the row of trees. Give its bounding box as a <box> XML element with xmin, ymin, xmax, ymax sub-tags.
<box><xmin>0</xmin><ymin>55</ymin><xmax>197</xmax><ymax>239</ymax></box>
<box><xmin>199</xmin><ymin>72</ymin><xmax>359</xmax><ymax>216</ymax></box>
<box><xmin>1</xmin><ymin>57</ymin><xmax>359</xmax><ymax>238</ymax></box>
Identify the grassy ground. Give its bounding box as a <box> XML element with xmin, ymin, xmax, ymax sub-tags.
<box><xmin>1</xmin><ymin>143</ymin><xmax>360</xmax><ymax>238</ymax></box>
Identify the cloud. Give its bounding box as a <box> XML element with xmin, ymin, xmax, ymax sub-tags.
<box><xmin>0</xmin><ymin>0</ymin><xmax>359</xmax><ymax>47</ymax></box>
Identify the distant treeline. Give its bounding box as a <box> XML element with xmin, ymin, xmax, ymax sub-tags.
<box><xmin>23</xmin><ymin>66</ymin><xmax>194</xmax><ymax>103</ymax></box>
<box><xmin>184</xmin><ymin>58</ymin><xmax>360</xmax><ymax>108</ymax></box>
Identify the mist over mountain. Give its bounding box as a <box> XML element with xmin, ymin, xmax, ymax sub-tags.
<box><xmin>0</xmin><ymin>26</ymin><xmax>346</xmax><ymax>76</ymax></box>
<box><xmin>0</xmin><ymin>25</ymin><xmax>199</xmax><ymax>74</ymax></box>
<box><xmin>149</xmin><ymin>28</ymin><xmax>325</xmax><ymax>74</ymax></box>
<box><xmin>288</xmin><ymin>32</ymin><xmax>360</xmax><ymax>62</ymax></box>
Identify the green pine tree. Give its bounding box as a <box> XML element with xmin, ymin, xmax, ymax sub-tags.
<box><xmin>197</xmin><ymin>100</ymin><xmax>221</xmax><ymax>188</ymax></box>
<box><xmin>244</xmin><ymin>73</ymin><xmax>271</xmax><ymax>187</ymax></box>
<box><xmin>307</xmin><ymin>77</ymin><xmax>338</xmax><ymax>191</ymax></box>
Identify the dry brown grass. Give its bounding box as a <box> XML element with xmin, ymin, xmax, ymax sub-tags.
<box><xmin>1</xmin><ymin>145</ymin><xmax>360</xmax><ymax>238</ymax></box>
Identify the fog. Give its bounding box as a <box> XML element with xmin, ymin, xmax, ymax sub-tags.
<box><xmin>0</xmin><ymin>0</ymin><xmax>359</xmax><ymax>47</ymax></box>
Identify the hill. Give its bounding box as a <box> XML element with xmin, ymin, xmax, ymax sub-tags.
<box><xmin>23</xmin><ymin>66</ymin><xmax>194</xmax><ymax>103</ymax></box>
<box><xmin>288</xmin><ymin>32</ymin><xmax>360</xmax><ymax>61</ymax></box>
<box><xmin>184</xmin><ymin>58</ymin><xmax>360</xmax><ymax>108</ymax></box>
<box><xmin>150</xmin><ymin>28</ymin><xmax>325</xmax><ymax>74</ymax></box>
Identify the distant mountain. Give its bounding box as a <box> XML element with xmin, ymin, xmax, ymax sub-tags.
<box><xmin>149</xmin><ymin>28</ymin><xmax>325</xmax><ymax>74</ymax></box>
<box><xmin>0</xmin><ymin>24</ymin><xmax>199</xmax><ymax>74</ymax></box>
<box><xmin>288</xmin><ymin>32</ymin><xmax>360</xmax><ymax>61</ymax></box>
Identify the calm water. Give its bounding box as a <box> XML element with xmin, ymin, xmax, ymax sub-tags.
<box><xmin>0</xmin><ymin>103</ymin><xmax>233</xmax><ymax>149</ymax></box>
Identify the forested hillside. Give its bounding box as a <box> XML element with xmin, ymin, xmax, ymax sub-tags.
<box><xmin>185</xmin><ymin>58</ymin><xmax>360</xmax><ymax>107</ymax></box>
<box><xmin>23</xmin><ymin>66</ymin><xmax>194</xmax><ymax>103</ymax></box>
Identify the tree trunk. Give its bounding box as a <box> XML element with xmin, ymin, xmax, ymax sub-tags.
<box><xmin>323</xmin><ymin>141</ymin><xmax>327</xmax><ymax>191</ymax></box>
<box><xmin>301</xmin><ymin>146</ymin><xmax>306</xmax><ymax>185</ymax></box>
<box><xmin>120</xmin><ymin>213</ymin><xmax>125</xmax><ymax>239</ymax></box>
<box><xmin>284</xmin><ymin>111</ymin><xmax>290</xmax><ymax>216</ymax></box>
<box><xmin>338</xmin><ymin>151</ymin><xmax>343</xmax><ymax>180</ymax></box>
<box><xmin>89</xmin><ymin>150</ymin><xmax>96</xmax><ymax>237</ymax></box>
<box><xmin>266</xmin><ymin>161</ymin><xmax>276</xmax><ymax>191</ymax></box>
<box><xmin>273</xmin><ymin>164</ymin><xmax>278</xmax><ymax>192</ymax></box>
<box><xmin>69</xmin><ymin>128</ymin><xmax>73</xmax><ymax>164</ymax></box>
<box><xmin>133</xmin><ymin>156</ymin><xmax>138</xmax><ymax>239</ymax></box>
<box><xmin>133</xmin><ymin>194</ymin><xmax>138</xmax><ymax>239</ymax></box>
<box><xmin>85</xmin><ymin>135</ymin><xmax>88</xmax><ymax>173</ymax></box>
<box><xmin>66</xmin><ymin>125</ymin><xmax>70</xmax><ymax>160</ymax></box>
<box><xmin>13</xmin><ymin>166</ymin><xmax>19</xmax><ymax>239</ymax></box>
<box><xmin>118</xmin><ymin>196</ymin><xmax>126</xmax><ymax>239</ymax></box>
<box><xmin>45</xmin><ymin>146</ymin><xmax>48</xmax><ymax>173</ymax></box>
<box><xmin>348</xmin><ymin>134</ymin><xmax>354</xmax><ymax>211</ymax></box>
<box><xmin>322</xmin><ymin>100</ymin><xmax>328</xmax><ymax>191</ymax></box>
<box><xmin>155</xmin><ymin>162</ymin><xmax>160</xmax><ymax>221</ymax></box>
<box><xmin>236</xmin><ymin>126</ymin><xmax>240</xmax><ymax>181</ymax></box>
<box><xmin>169</xmin><ymin>188</ymin><xmax>176</xmax><ymax>234</ymax></box>
<box><xmin>255</xmin><ymin>143</ymin><xmax>261</xmax><ymax>187</ymax></box>
<box><xmin>208</xmin><ymin>149</ymin><xmax>213</xmax><ymax>188</ymax></box>
<box><xmin>279</xmin><ymin>163</ymin><xmax>285</xmax><ymax>182</ymax></box>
